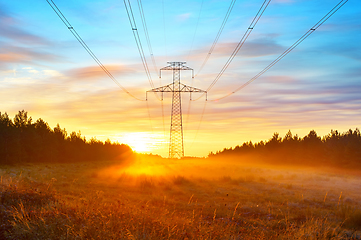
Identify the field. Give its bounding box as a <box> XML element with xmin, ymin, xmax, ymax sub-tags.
<box><xmin>1</xmin><ymin>155</ymin><xmax>361</xmax><ymax>239</ymax></box>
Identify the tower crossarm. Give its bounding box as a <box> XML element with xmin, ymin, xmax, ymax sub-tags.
<box><xmin>147</xmin><ymin>82</ymin><xmax>207</xmax><ymax>100</ymax></box>
<box><xmin>159</xmin><ymin>62</ymin><xmax>194</xmax><ymax>78</ymax></box>
<box><xmin>147</xmin><ymin>83</ymin><xmax>206</xmax><ymax>93</ymax></box>
<box><xmin>147</xmin><ymin>84</ymin><xmax>173</xmax><ymax>93</ymax></box>
<box><xmin>179</xmin><ymin>83</ymin><xmax>207</xmax><ymax>94</ymax></box>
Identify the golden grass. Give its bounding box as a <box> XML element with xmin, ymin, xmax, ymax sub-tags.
<box><xmin>0</xmin><ymin>156</ymin><xmax>361</xmax><ymax>239</ymax></box>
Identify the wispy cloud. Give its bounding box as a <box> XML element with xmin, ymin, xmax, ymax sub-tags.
<box><xmin>271</xmin><ymin>0</ymin><xmax>295</xmax><ymax>4</ymax></box>
<box><xmin>188</xmin><ymin>37</ymin><xmax>285</xmax><ymax>64</ymax></box>
<box><xmin>0</xmin><ymin>45</ymin><xmax>63</xmax><ymax>68</ymax></box>
<box><xmin>176</xmin><ymin>13</ymin><xmax>191</xmax><ymax>22</ymax></box>
<box><xmin>0</xmin><ymin>25</ymin><xmax>51</xmax><ymax>46</ymax></box>
<box><xmin>213</xmin><ymin>38</ymin><xmax>284</xmax><ymax>58</ymax></box>
<box><xmin>66</xmin><ymin>65</ymin><xmax>136</xmax><ymax>81</ymax></box>
<box><xmin>0</xmin><ymin>8</ymin><xmax>51</xmax><ymax>46</ymax></box>
<box><xmin>0</xmin><ymin>6</ymin><xmax>60</xmax><ymax>71</ymax></box>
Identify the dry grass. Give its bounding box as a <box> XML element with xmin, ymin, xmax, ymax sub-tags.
<box><xmin>0</xmin><ymin>157</ymin><xmax>361</xmax><ymax>239</ymax></box>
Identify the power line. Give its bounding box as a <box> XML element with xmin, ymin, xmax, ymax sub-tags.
<box><xmin>161</xmin><ymin>97</ymin><xmax>166</xmax><ymax>141</ymax></box>
<box><xmin>186</xmin><ymin>0</ymin><xmax>236</xmax><ymax>130</ymax></box>
<box><xmin>186</xmin><ymin>0</ymin><xmax>204</xmax><ymax>62</ymax></box>
<box><xmin>161</xmin><ymin>0</ymin><xmax>167</xmax><ymax>140</ymax></box>
<box><xmin>185</xmin><ymin>95</ymin><xmax>192</xmax><ymax>131</ymax></box>
<box><xmin>123</xmin><ymin>0</ymin><xmax>152</xmax><ymax>85</ymax></box>
<box><xmin>46</xmin><ymin>0</ymin><xmax>145</xmax><ymax>101</ymax></box>
<box><xmin>211</xmin><ymin>0</ymin><xmax>349</xmax><ymax>101</ymax></box>
<box><xmin>123</xmin><ymin>0</ymin><xmax>160</xmax><ymax>99</ymax></box>
<box><xmin>206</xmin><ymin>0</ymin><xmax>271</xmax><ymax>93</ymax></box>
<box><xmin>136</xmin><ymin>0</ymin><xmax>159</xmax><ymax>77</ymax></box>
<box><xmin>162</xmin><ymin>0</ymin><xmax>168</xmax><ymax>61</ymax></box>
<box><xmin>195</xmin><ymin>0</ymin><xmax>237</xmax><ymax>77</ymax></box>
<box><xmin>146</xmin><ymin>99</ymin><xmax>154</xmax><ymax>135</ymax></box>
<box><xmin>188</xmin><ymin>99</ymin><xmax>208</xmax><ymax>151</ymax></box>
<box><xmin>133</xmin><ymin>0</ymin><xmax>166</xmax><ymax>136</ymax></box>
<box><xmin>185</xmin><ymin>0</ymin><xmax>203</xmax><ymax>135</ymax></box>
<box><xmin>185</xmin><ymin>0</ymin><xmax>205</xmax><ymax>126</ymax></box>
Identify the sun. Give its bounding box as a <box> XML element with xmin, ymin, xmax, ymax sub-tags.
<box><xmin>112</xmin><ymin>132</ymin><xmax>167</xmax><ymax>155</ymax></box>
<box><xmin>131</xmin><ymin>140</ymin><xmax>149</xmax><ymax>153</ymax></box>
<box><xmin>119</xmin><ymin>132</ymin><xmax>156</xmax><ymax>153</ymax></box>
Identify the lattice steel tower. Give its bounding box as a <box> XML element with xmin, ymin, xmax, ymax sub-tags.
<box><xmin>147</xmin><ymin>62</ymin><xmax>207</xmax><ymax>158</ymax></box>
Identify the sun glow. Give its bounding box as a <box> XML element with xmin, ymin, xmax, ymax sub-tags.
<box><xmin>118</xmin><ymin>132</ymin><xmax>164</xmax><ymax>153</ymax></box>
<box><xmin>130</xmin><ymin>140</ymin><xmax>148</xmax><ymax>153</ymax></box>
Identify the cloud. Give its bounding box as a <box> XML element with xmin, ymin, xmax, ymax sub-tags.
<box><xmin>241</xmin><ymin>38</ymin><xmax>285</xmax><ymax>57</ymax></box>
<box><xmin>43</xmin><ymin>69</ymin><xmax>64</xmax><ymax>78</ymax></box>
<box><xmin>189</xmin><ymin>37</ymin><xmax>285</xmax><ymax>63</ymax></box>
<box><xmin>271</xmin><ymin>0</ymin><xmax>295</xmax><ymax>4</ymax></box>
<box><xmin>0</xmin><ymin>52</ymin><xmax>25</xmax><ymax>62</ymax></box>
<box><xmin>176</xmin><ymin>13</ymin><xmax>191</xmax><ymax>22</ymax></box>
<box><xmin>0</xmin><ymin>45</ymin><xmax>62</xmax><ymax>67</ymax></box>
<box><xmin>0</xmin><ymin>8</ymin><xmax>51</xmax><ymax>46</ymax></box>
<box><xmin>0</xmin><ymin>25</ymin><xmax>51</xmax><ymax>46</ymax></box>
<box><xmin>66</xmin><ymin>65</ymin><xmax>136</xmax><ymax>81</ymax></box>
<box><xmin>0</xmin><ymin>6</ymin><xmax>60</xmax><ymax>70</ymax></box>
<box><xmin>0</xmin><ymin>7</ymin><xmax>15</xmax><ymax>24</ymax></box>
<box><xmin>214</xmin><ymin>38</ymin><xmax>284</xmax><ymax>58</ymax></box>
<box><xmin>202</xmin><ymin>72</ymin><xmax>361</xmax><ymax>126</ymax></box>
<box><xmin>254</xmin><ymin>75</ymin><xmax>299</xmax><ymax>84</ymax></box>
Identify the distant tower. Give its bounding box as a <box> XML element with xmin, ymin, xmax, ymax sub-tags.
<box><xmin>147</xmin><ymin>62</ymin><xmax>207</xmax><ymax>158</ymax></box>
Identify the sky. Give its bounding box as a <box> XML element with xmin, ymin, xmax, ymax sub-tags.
<box><xmin>0</xmin><ymin>0</ymin><xmax>360</xmax><ymax>157</ymax></box>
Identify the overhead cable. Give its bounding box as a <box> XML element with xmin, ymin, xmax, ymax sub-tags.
<box><xmin>211</xmin><ymin>0</ymin><xmax>349</xmax><ymax>101</ymax></box>
<box><xmin>186</xmin><ymin>0</ymin><xmax>204</xmax><ymax>62</ymax></box>
<box><xmin>206</xmin><ymin>0</ymin><xmax>272</xmax><ymax>93</ymax></box>
<box><xmin>187</xmin><ymin>0</ymin><xmax>237</xmax><ymax>137</ymax></box>
<box><xmin>132</xmin><ymin>0</ymin><xmax>166</xmax><ymax>132</ymax></box>
<box><xmin>195</xmin><ymin>0</ymin><xmax>237</xmax><ymax>77</ymax></box>
<box><xmin>162</xmin><ymin>0</ymin><xmax>168</xmax><ymax>62</ymax></box>
<box><xmin>123</xmin><ymin>0</ymin><xmax>161</xmax><ymax>100</ymax></box>
<box><xmin>146</xmin><ymin>100</ymin><xmax>154</xmax><ymax>135</ymax></box>
<box><xmin>46</xmin><ymin>0</ymin><xmax>145</xmax><ymax>101</ymax></box>
<box><xmin>136</xmin><ymin>0</ymin><xmax>159</xmax><ymax>77</ymax></box>
<box><xmin>188</xmin><ymin>100</ymin><xmax>208</xmax><ymax>150</ymax></box>
<box><xmin>185</xmin><ymin>0</ymin><xmax>205</xmax><ymax>134</ymax></box>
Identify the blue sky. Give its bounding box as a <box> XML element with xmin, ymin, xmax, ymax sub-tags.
<box><xmin>0</xmin><ymin>0</ymin><xmax>360</xmax><ymax>157</ymax></box>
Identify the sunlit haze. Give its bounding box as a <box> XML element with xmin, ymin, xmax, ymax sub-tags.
<box><xmin>0</xmin><ymin>0</ymin><xmax>360</xmax><ymax>157</ymax></box>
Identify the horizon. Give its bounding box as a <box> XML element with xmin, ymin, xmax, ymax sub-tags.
<box><xmin>1</xmin><ymin>109</ymin><xmax>359</xmax><ymax>159</ymax></box>
<box><xmin>0</xmin><ymin>0</ymin><xmax>360</xmax><ymax>157</ymax></box>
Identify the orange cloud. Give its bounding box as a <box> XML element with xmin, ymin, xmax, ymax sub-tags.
<box><xmin>0</xmin><ymin>53</ymin><xmax>26</xmax><ymax>62</ymax></box>
<box><xmin>212</xmin><ymin>39</ymin><xmax>284</xmax><ymax>58</ymax></box>
<box><xmin>0</xmin><ymin>45</ymin><xmax>62</xmax><ymax>68</ymax></box>
<box><xmin>66</xmin><ymin>65</ymin><xmax>136</xmax><ymax>81</ymax></box>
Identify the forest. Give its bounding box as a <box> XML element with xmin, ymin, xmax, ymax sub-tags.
<box><xmin>1</xmin><ymin>110</ymin><xmax>361</xmax><ymax>169</ymax></box>
<box><xmin>209</xmin><ymin>128</ymin><xmax>361</xmax><ymax>169</ymax></box>
<box><xmin>0</xmin><ymin>110</ymin><xmax>133</xmax><ymax>164</ymax></box>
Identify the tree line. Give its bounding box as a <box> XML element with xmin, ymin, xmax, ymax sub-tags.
<box><xmin>209</xmin><ymin>129</ymin><xmax>361</xmax><ymax>169</ymax></box>
<box><xmin>0</xmin><ymin>110</ymin><xmax>133</xmax><ymax>164</ymax></box>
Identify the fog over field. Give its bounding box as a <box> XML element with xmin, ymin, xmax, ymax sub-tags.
<box><xmin>2</xmin><ymin>154</ymin><xmax>360</xmax><ymax>239</ymax></box>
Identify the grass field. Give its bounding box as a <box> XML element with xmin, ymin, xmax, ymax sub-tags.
<box><xmin>0</xmin><ymin>155</ymin><xmax>361</xmax><ymax>239</ymax></box>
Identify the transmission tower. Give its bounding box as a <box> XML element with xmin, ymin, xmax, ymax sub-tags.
<box><xmin>147</xmin><ymin>62</ymin><xmax>207</xmax><ymax>158</ymax></box>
